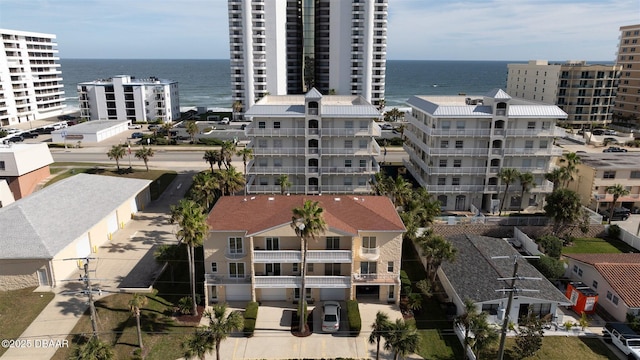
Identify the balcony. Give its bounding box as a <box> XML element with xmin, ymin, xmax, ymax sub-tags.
<box><xmin>321</xmin><ymin>143</ymin><xmax>380</xmax><ymax>155</ymax></box>
<box><xmin>320</xmin><ymin>165</ymin><xmax>379</xmax><ymax>175</ymax></box>
<box><xmin>359</xmin><ymin>246</ymin><xmax>380</xmax><ymax>261</ymax></box>
<box><xmin>253</xmin><ymin>250</ymin><xmax>301</xmax><ymax>263</ymax></box>
<box><xmin>352</xmin><ymin>273</ymin><xmax>399</xmax><ymax>284</ymax></box>
<box><xmin>427</xmin><ymin>148</ymin><xmax>491</xmax><ymax>156</ymax></box>
<box><xmin>503</xmin><ymin>148</ymin><xmax>563</xmax><ymax>156</ymax></box>
<box><xmin>247</xmin><ymin>185</ymin><xmax>307</xmax><ymax>194</ymax></box>
<box><xmin>424</xmin><ymin>185</ymin><xmax>486</xmax><ymax>193</ymax></box>
<box><xmin>307</xmin><ymin>276</ymin><xmax>351</xmax><ymax>288</ymax></box>
<box><xmin>254</xmin><ymin>276</ymin><xmax>299</xmax><ymax>288</ymax></box>
<box><xmin>245</xmin><ymin>127</ymin><xmax>305</xmax><ymax>136</ymax></box>
<box><xmin>307</xmin><ymin>250</ymin><xmax>352</xmax><ymax>263</ymax></box>
<box><xmin>505</xmin><ymin>128</ymin><xmax>565</xmax><ymax>137</ymax></box>
<box><xmin>246</xmin><ymin>165</ymin><xmax>308</xmax><ymax>175</ymax></box>
<box><xmin>204</xmin><ymin>274</ymin><xmax>250</xmax><ymax>285</ymax></box>
<box><xmin>225</xmin><ymin>251</ymin><xmax>247</xmax><ymax>260</ymax></box>
<box><xmin>317</xmin><ymin>185</ymin><xmax>372</xmax><ymax>194</ymax></box>
<box><xmin>428</xmin><ymin>167</ymin><xmax>490</xmax><ymax>176</ymax></box>
<box><xmin>250</xmin><ymin>147</ymin><xmax>305</xmax><ymax>156</ymax></box>
<box><xmin>320</xmin><ymin>127</ymin><xmax>381</xmax><ymax>137</ymax></box>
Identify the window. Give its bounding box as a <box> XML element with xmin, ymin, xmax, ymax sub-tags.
<box><xmin>258</xmin><ymin>139</ymin><xmax>267</xmax><ymax>148</ymax></box>
<box><xmin>439</xmin><ymin>159</ymin><xmax>447</xmax><ymax>167</ymax></box>
<box><xmin>452</xmin><ymin>178</ymin><xmax>460</xmax><ymax>186</ymax></box>
<box><xmin>453</xmin><ymin>159</ymin><xmax>462</xmax><ymax>168</ymax></box>
<box><xmin>387</xmin><ymin>261</ymin><xmax>394</xmax><ymax>272</ymax></box>
<box><xmin>527</xmin><ymin>121</ymin><xmax>535</xmax><ymax>129</ymax></box>
<box><xmin>362</xmin><ymin>236</ymin><xmax>377</xmax><ymax>249</ymax></box>
<box><xmin>359</xmin><ymin>139</ymin><xmax>368</xmax><ymax>149</ymax></box>
<box><xmin>211</xmin><ymin>262</ymin><xmax>218</xmax><ymax>273</ymax></box>
<box><xmin>274</xmin><ymin>121</ymin><xmax>281</xmax><ymax>129</ymax></box>
<box><xmin>631</xmin><ymin>171</ymin><xmax>640</xmax><ymax>179</ymax></box>
<box><xmin>438</xmin><ymin>178</ymin><xmax>446</xmax><ymax>185</ymax></box>
<box><xmin>456</xmin><ymin>121</ymin><xmax>465</xmax><ymax>129</ymax></box>
<box><xmin>344</xmin><ymin>159</ymin><xmax>352</xmax><ymax>168</ymax></box>
<box><xmin>326</xmin><ymin>237</ymin><xmax>340</xmax><ymax>249</ymax></box>
<box><xmin>274</xmin><ymin>158</ymin><xmax>282</xmax><ymax>167</ymax></box>
<box><xmin>539</xmin><ymin>140</ymin><xmax>548</xmax><ymax>148</ymax></box>
<box><xmin>345</xmin><ymin>140</ymin><xmax>353</xmax><ymax>148</ymax></box>
<box><xmin>359</xmin><ymin>159</ymin><xmax>367</xmax><ymax>168</ymax></box>
<box><xmin>603</xmin><ymin>171</ymin><xmax>616</xmax><ymax>179</ymax></box>
<box><xmin>292</xmin><ymin>263</ymin><xmax>298</xmax><ymax>273</ymax></box>
<box><xmin>360</xmin><ymin>261</ymin><xmax>377</xmax><ymax>274</ymax></box>
<box><xmin>592</xmin><ymin>280</ymin><xmax>598</xmax><ymax>289</ymax></box>
<box><xmin>578</xmin><ymin>268</ymin><xmax>583</xmax><ymax>277</ymax></box>
<box><xmin>441</xmin><ymin>121</ymin><xmax>450</xmax><ymax>130</ymax></box>
<box><xmin>0</xmin><ymin>161</ymin><xmax>4</xmax><ymax>170</ymax></box>
<box><xmin>388</xmin><ymin>285</ymin><xmax>395</xmax><ymax>300</ymax></box>
<box><xmin>525</xmin><ymin>140</ymin><xmax>534</xmax><ymax>149</ymax></box>
<box><xmin>273</xmin><ymin>139</ymin><xmax>282</xmax><ymax>148</ymax></box>
<box><xmin>258</xmin><ymin>121</ymin><xmax>265</xmax><ymax>129</ymax></box>
<box><xmin>229</xmin><ymin>263</ymin><xmax>245</xmax><ymax>278</ymax></box>
<box><xmin>345</xmin><ymin>120</ymin><xmax>353</xmax><ymax>129</ymax></box>
<box><xmin>229</xmin><ymin>237</ymin><xmax>243</xmax><ymax>254</ymax></box>
<box><xmin>307</xmin><ymin>263</ymin><xmax>314</xmax><ymax>272</ymax></box>
<box><xmin>258</xmin><ymin>158</ymin><xmax>267</xmax><ymax>167</ymax></box>
<box><xmin>455</xmin><ymin>140</ymin><xmax>464</xmax><ymax>149</ymax></box>
<box><xmin>482</xmin><ymin>304</ymin><xmax>499</xmax><ymax>315</ymax></box>
<box><xmin>606</xmin><ymin>291</ymin><xmax>613</xmax><ymax>300</ymax></box>
<box><xmin>344</xmin><ymin>177</ymin><xmax>353</xmax><ymax>186</ymax></box>
<box><xmin>440</xmin><ymin>140</ymin><xmax>449</xmax><ymax>148</ymax></box>
<box><xmin>294</xmin><ymin>288</ymin><xmax>312</xmax><ymax>300</ymax></box>
<box><xmin>573</xmin><ymin>265</ymin><xmax>578</xmax><ymax>273</ymax></box>
<box><xmin>613</xmin><ymin>296</ymin><xmax>619</xmax><ymax>305</ymax></box>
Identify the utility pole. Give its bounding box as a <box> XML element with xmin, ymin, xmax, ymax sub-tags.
<box><xmin>493</xmin><ymin>255</ymin><xmax>540</xmax><ymax>360</ymax></box>
<box><xmin>83</xmin><ymin>260</ymin><xmax>99</xmax><ymax>339</ymax></box>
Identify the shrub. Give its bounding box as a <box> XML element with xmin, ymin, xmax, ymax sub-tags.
<box><xmin>531</xmin><ymin>256</ymin><xmax>565</xmax><ymax>281</ymax></box>
<box><xmin>400</xmin><ymin>270</ymin><xmax>411</xmax><ymax>295</ymax></box>
<box><xmin>346</xmin><ymin>300</ymin><xmax>361</xmax><ymax>336</ymax></box>
<box><xmin>242</xmin><ymin>302</ymin><xmax>259</xmax><ymax>337</ymax></box>
<box><xmin>388</xmin><ymin>137</ymin><xmax>404</xmax><ymax>146</ymax></box>
<box><xmin>537</xmin><ymin>235</ymin><xmax>563</xmax><ymax>259</ymax></box>
<box><xmin>198</xmin><ymin>138</ymin><xmax>224</xmax><ymax>146</ymax></box>
<box><xmin>608</xmin><ymin>224</ymin><xmax>621</xmax><ymax>239</ymax></box>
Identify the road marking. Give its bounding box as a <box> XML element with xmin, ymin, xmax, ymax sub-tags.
<box><xmin>176</xmin><ymin>183</ymin><xmax>182</xmax><ymax>189</ymax></box>
<box><xmin>129</xmin><ymin>231</ymin><xmax>138</xmax><ymax>239</ymax></box>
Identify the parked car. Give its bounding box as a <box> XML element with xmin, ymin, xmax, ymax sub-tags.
<box><xmin>599</xmin><ymin>207</ymin><xmax>631</xmax><ymax>221</ymax></box>
<box><xmin>603</xmin><ymin>146</ymin><xmax>628</xmax><ymax>153</ymax></box>
<box><xmin>131</xmin><ymin>132</ymin><xmax>144</xmax><ymax>139</ymax></box>
<box><xmin>603</xmin><ymin>137</ymin><xmax>619</xmax><ymax>144</ymax></box>
<box><xmin>380</xmin><ymin>123</ymin><xmax>393</xmax><ymax>130</ymax></box>
<box><xmin>21</xmin><ymin>131</ymin><xmax>39</xmax><ymax>139</ymax></box>
<box><xmin>604</xmin><ymin>129</ymin><xmax>617</xmax><ymax>136</ymax></box>
<box><xmin>592</xmin><ymin>129</ymin><xmax>605</xmax><ymax>135</ymax></box>
<box><xmin>602</xmin><ymin>322</ymin><xmax>640</xmax><ymax>359</ymax></box>
<box><xmin>8</xmin><ymin>135</ymin><xmax>24</xmax><ymax>143</ymax></box>
<box><xmin>128</xmin><ymin>124</ymin><xmax>142</xmax><ymax>129</ymax></box>
<box><xmin>219</xmin><ymin>117</ymin><xmax>230</xmax><ymax>125</ymax></box>
<box><xmin>148</xmin><ymin>124</ymin><xmax>161</xmax><ymax>131</ymax></box>
<box><xmin>321</xmin><ymin>301</ymin><xmax>341</xmax><ymax>333</ymax></box>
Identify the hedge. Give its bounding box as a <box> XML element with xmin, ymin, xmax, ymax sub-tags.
<box><xmin>243</xmin><ymin>301</ymin><xmax>259</xmax><ymax>337</ymax></box>
<box><xmin>346</xmin><ymin>300</ymin><xmax>361</xmax><ymax>336</ymax></box>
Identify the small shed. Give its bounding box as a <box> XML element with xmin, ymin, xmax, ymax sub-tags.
<box><xmin>51</xmin><ymin>120</ymin><xmax>129</xmax><ymax>143</ymax></box>
<box><xmin>566</xmin><ymin>282</ymin><xmax>599</xmax><ymax>315</ymax></box>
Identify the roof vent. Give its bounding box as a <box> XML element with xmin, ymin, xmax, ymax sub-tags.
<box><xmin>268</xmin><ymin>197</ymin><xmax>275</xmax><ymax>201</ymax></box>
<box><xmin>250</xmin><ymin>196</ymin><xmax>256</xmax><ymax>200</ymax></box>
<box><xmin>353</xmin><ymin>197</ymin><xmax>359</xmax><ymax>201</ymax></box>
<box><xmin>334</xmin><ymin>197</ymin><xmax>341</xmax><ymax>201</ymax></box>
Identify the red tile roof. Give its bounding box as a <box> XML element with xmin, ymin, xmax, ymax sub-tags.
<box><xmin>564</xmin><ymin>253</ymin><xmax>640</xmax><ymax>307</ymax></box>
<box><xmin>207</xmin><ymin>195</ymin><xmax>405</xmax><ymax>236</ymax></box>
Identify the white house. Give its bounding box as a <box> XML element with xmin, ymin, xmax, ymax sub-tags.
<box><xmin>51</xmin><ymin>120</ymin><xmax>129</xmax><ymax>143</ymax></box>
<box><xmin>0</xmin><ymin>173</ymin><xmax>151</xmax><ymax>291</ymax></box>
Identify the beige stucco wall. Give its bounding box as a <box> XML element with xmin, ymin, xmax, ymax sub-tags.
<box><xmin>0</xmin><ymin>259</ymin><xmax>48</xmax><ymax>291</ymax></box>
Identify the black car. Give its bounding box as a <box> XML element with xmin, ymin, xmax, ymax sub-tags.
<box><xmin>131</xmin><ymin>132</ymin><xmax>144</xmax><ymax>139</ymax></box>
<box><xmin>600</xmin><ymin>207</ymin><xmax>631</xmax><ymax>221</ymax></box>
<box><xmin>21</xmin><ymin>131</ymin><xmax>39</xmax><ymax>139</ymax></box>
<box><xmin>8</xmin><ymin>135</ymin><xmax>24</xmax><ymax>143</ymax></box>
<box><xmin>603</xmin><ymin>147</ymin><xmax>628</xmax><ymax>153</ymax></box>
<box><xmin>592</xmin><ymin>129</ymin><xmax>604</xmax><ymax>135</ymax></box>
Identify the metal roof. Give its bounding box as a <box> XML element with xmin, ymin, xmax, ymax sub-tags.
<box><xmin>244</xmin><ymin>104</ymin><xmax>379</xmax><ymax>118</ymax></box>
<box><xmin>0</xmin><ymin>174</ymin><xmax>151</xmax><ymax>259</ymax></box>
<box><xmin>52</xmin><ymin>120</ymin><xmax>129</xmax><ymax>134</ymax></box>
<box><xmin>244</xmin><ymin>105</ymin><xmax>305</xmax><ymax>117</ymax></box>
<box><xmin>485</xmin><ymin>88</ymin><xmax>512</xmax><ymax>99</ymax></box>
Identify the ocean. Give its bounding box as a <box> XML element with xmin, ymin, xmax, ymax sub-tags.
<box><xmin>59</xmin><ymin>59</ymin><xmax>514</xmax><ymax>110</ymax></box>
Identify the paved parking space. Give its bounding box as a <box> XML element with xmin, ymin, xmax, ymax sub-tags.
<box><xmin>205</xmin><ymin>302</ymin><xmax>422</xmax><ymax>360</ymax></box>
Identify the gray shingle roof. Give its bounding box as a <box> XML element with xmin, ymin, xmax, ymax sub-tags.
<box><xmin>0</xmin><ymin>174</ymin><xmax>151</xmax><ymax>259</ymax></box>
<box><xmin>440</xmin><ymin>234</ymin><xmax>570</xmax><ymax>304</ymax></box>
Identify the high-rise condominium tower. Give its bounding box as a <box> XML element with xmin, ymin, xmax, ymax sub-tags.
<box><xmin>228</xmin><ymin>0</ymin><xmax>388</xmax><ymax>116</ymax></box>
<box><xmin>613</xmin><ymin>24</ymin><xmax>640</xmax><ymax>125</ymax></box>
<box><xmin>0</xmin><ymin>29</ymin><xmax>65</xmax><ymax>127</ymax></box>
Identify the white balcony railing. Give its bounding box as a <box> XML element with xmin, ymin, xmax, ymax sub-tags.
<box><xmin>307</xmin><ymin>250</ymin><xmax>352</xmax><ymax>263</ymax></box>
<box><xmin>253</xmin><ymin>275</ymin><xmax>351</xmax><ymax>288</ymax></box>
<box><xmin>205</xmin><ymin>274</ymin><xmax>250</xmax><ymax>284</ymax></box>
<box><xmin>424</xmin><ymin>185</ymin><xmax>486</xmax><ymax>193</ymax></box>
<box><xmin>250</xmin><ymin>147</ymin><xmax>305</xmax><ymax>156</ymax></box>
<box><xmin>246</xmin><ymin>165</ymin><xmax>308</xmax><ymax>175</ymax></box>
<box><xmin>505</xmin><ymin>127</ymin><xmax>565</xmax><ymax>137</ymax></box>
<box><xmin>359</xmin><ymin>246</ymin><xmax>380</xmax><ymax>260</ymax></box>
<box><xmin>225</xmin><ymin>251</ymin><xmax>247</xmax><ymax>260</ymax></box>
<box><xmin>254</xmin><ymin>275</ymin><xmax>299</xmax><ymax>288</ymax></box>
<box><xmin>306</xmin><ymin>276</ymin><xmax>351</xmax><ymax>288</ymax></box>
<box><xmin>244</xmin><ymin>127</ymin><xmax>306</xmax><ymax>136</ymax></box>
<box><xmin>352</xmin><ymin>273</ymin><xmax>399</xmax><ymax>284</ymax></box>
<box><xmin>428</xmin><ymin>167</ymin><xmax>490</xmax><ymax>175</ymax></box>
<box><xmin>503</xmin><ymin>147</ymin><xmax>563</xmax><ymax>156</ymax></box>
<box><xmin>253</xmin><ymin>250</ymin><xmax>301</xmax><ymax>263</ymax></box>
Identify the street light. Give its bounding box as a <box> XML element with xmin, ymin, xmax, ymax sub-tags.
<box><xmin>294</xmin><ymin>220</ymin><xmax>309</xmax><ymax>333</ymax></box>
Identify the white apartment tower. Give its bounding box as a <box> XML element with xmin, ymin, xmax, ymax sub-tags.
<box><xmin>228</xmin><ymin>0</ymin><xmax>388</xmax><ymax>115</ymax></box>
<box><xmin>243</xmin><ymin>88</ymin><xmax>381</xmax><ymax>194</ymax></box>
<box><xmin>507</xmin><ymin>60</ymin><xmax>621</xmax><ymax>127</ymax></box>
<box><xmin>614</xmin><ymin>24</ymin><xmax>640</xmax><ymax>124</ymax></box>
<box><xmin>403</xmin><ymin>89</ymin><xmax>567</xmax><ymax>213</ymax></box>
<box><xmin>0</xmin><ymin>29</ymin><xmax>65</xmax><ymax>127</ymax></box>
<box><xmin>77</xmin><ymin>75</ymin><xmax>180</xmax><ymax>123</ymax></box>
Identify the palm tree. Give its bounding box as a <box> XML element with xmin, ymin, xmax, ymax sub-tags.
<box><xmin>291</xmin><ymin>200</ymin><xmax>328</xmax><ymax>334</ymax></box>
<box><xmin>204</xmin><ymin>304</ymin><xmax>244</xmax><ymax>360</ymax></box>
<box><xmin>383</xmin><ymin>318</ymin><xmax>420</xmax><ymax>360</ymax></box>
<box><xmin>518</xmin><ymin>172</ymin><xmax>536</xmax><ymax>213</ymax></box>
<box><xmin>370</xmin><ymin>172</ymin><xmax>391</xmax><ymax>196</ymax></box>
<box><xmin>369</xmin><ymin>311</ymin><xmax>392</xmax><ymax>360</ymax></box>
<box><xmin>191</xmin><ymin>171</ymin><xmax>219</xmax><ymax>210</ymax></box>
<box><xmin>560</xmin><ymin>152</ymin><xmax>582</xmax><ymax>187</ymax></box>
<box><xmin>545</xmin><ymin>167</ymin><xmax>564</xmax><ymax>190</ymax></box>
<box><xmin>220</xmin><ymin>140</ymin><xmax>236</xmax><ymax>169</ymax></box>
<box><xmin>384</xmin><ymin>107</ymin><xmax>404</xmax><ymax>122</ymax></box>
<box><xmin>470</xmin><ymin>311</ymin><xmax>498</xmax><ymax>360</ymax></box>
<box><xmin>236</xmin><ymin>147</ymin><xmax>254</xmax><ymax>196</ymax></box>
<box><xmin>418</xmin><ymin>233</ymin><xmax>456</xmax><ymax>283</ymax></box>
<box><xmin>107</xmin><ymin>144</ymin><xmax>126</xmax><ymax>171</ymax></box>
<box><xmin>128</xmin><ymin>293</ymin><xmax>148</xmax><ymax>350</ymax></box>
<box><xmin>186</xmin><ymin>121</ymin><xmax>199</xmax><ymax>142</ymax></box>
<box><xmin>216</xmin><ymin>166</ymin><xmax>245</xmax><ymax>195</ymax></box>
<box><xmin>203</xmin><ymin>149</ymin><xmax>223</xmax><ymax>172</ymax></box>
<box><xmin>389</xmin><ymin>175</ymin><xmax>412</xmax><ymax>208</ymax></box>
<box><xmin>455</xmin><ymin>298</ymin><xmax>479</xmax><ymax>360</ymax></box>
<box><xmin>183</xmin><ymin>327</ymin><xmax>214</xmax><ymax>360</ymax></box>
<box><xmin>498</xmin><ymin>168</ymin><xmax>520</xmax><ymax>215</ymax></box>
<box><xmin>232</xmin><ymin>100</ymin><xmax>243</xmax><ymax>121</ymax></box>
<box><xmin>606</xmin><ymin>184</ymin><xmax>630</xmax><ymax>224</ymax></box>
<box><xmin>154</xmin><ymin>244</ymin><xmax>181</xmax><ymax>282</ymax></box>
<box><xmin>72</xmin><ymin>336</ymin><xmax>114</xmax><ymax>360</ymax></box>
<box><xmin>277</xmin><ymin>174</ymin><xmax>292</xmax><ymax>195</ymax></box>
<box><xmin>162</xmin><ymin>122</ymin><xmax>173</xmax><ymax>142</ymax></box>
<box><xmin>134</xmin><ymin>146</ymin><xmax>154</xmax><ymax>172</ymax></box>
<box><xmin>170</xmin><ymin>199</ymin><xmax>208</xmax><ymax>315</ymax></box>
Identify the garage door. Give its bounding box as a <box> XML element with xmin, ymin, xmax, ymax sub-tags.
<box><xmin>260</xmin><ymin>288</ymin><xmax>287</xmax><ymax>301</ymax></box>
<box><xmin>75</xmin><ymin>234</ymin><xmax>91</xmax><ymax>258</ymax></box>
<box><xmin>320</xmin><ymin>288</ymin><xmax>346</xmax><ymax>301</ymax></box>
<box><xmin>225</xmin><ymin>285</ymin><xmax>251</xmax><ymax>301</ymax></box>
<box><xmin>130</xmin><ymin>197</ymin><xmax>138</xmax><ymax>214</ymax></box>
<box><xmin>107</xmin><ymin>213</ymin><xmax>118</xmax><ymax>234</ymax></box>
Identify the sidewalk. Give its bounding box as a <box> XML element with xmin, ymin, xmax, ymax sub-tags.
<box><xmin>1</xmin><ymin>173</ymin><xmax>193</xmax><ymax>360</ymax></box>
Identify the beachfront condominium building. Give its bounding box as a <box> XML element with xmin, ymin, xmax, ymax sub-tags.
<box><xmin>228</xmin><ymin>0</ymin><xmax>388</xmax><ymax>116</ymax></box>
<box><xmin>403</xmin><ymin>89</ymin><xmax>567</xmax><ymax>213</ymax></box>
<box><xmin>203</xmin><ymin>195</ymin><xmax>405</xmax><ymax>303</ymax></box>
<box><xmin>77</xmin><ymin>75</ymin><xmax>180</xmax><ymax>123</ymax></box>
<box><xmin>506</xmin><ymin>60</ymin><xmax>621</xmax><ymax>127</ymax></box>
<box><xmin>243</xmin><ymin>88</ymin><xmax>381</xmax><ymax>194</ymax></box>
<box><xmin>613</xmin><ymin>24</ymin><xmax>640</xmax><ymax>125</ymax></box>
<box><xmin>0</xmin><ymin>29</ymin><xmax>65</xmax><ymax>127</ymax></box>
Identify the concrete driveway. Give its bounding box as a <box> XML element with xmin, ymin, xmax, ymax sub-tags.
<box><xmin>205</xmin><ymin>302</ymin><xmax>422</xmax><ymax>360</ymax></box>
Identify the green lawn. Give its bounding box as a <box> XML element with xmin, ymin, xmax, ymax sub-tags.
<box><xmin>45</xmin><ymin>167</ymin><xmax>177</xmax><ymax>201</ymax></box>
<box><xmin>563</xmin><ymin>237</ymin><xmax>638</xmax><ymax>254</ymax></box>
<box><xmin>0</xmin><ymin>288</ymin><xmax>55</xmax><ymax>357</ymax></box>
<box><xmin>482</xmin><ymin>336</ymin><xmax>619</xmax><ymax>360</ymax></box>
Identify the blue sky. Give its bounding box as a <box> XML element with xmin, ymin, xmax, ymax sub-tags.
<box><xmin>0</xmin><ymin>0</ymin><xmax>637</xmax><ymax>60</ymax></box>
